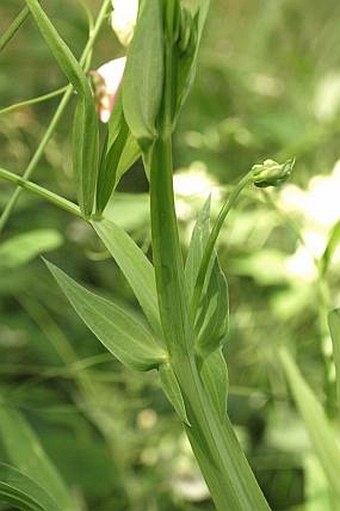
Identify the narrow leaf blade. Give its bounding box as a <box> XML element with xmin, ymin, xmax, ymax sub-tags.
<box><xmin>0</xmin><ymin>403</ymin><xmax>72</xmax><ymax>511</ymax></box>
<box><xmin>0</xmin><ymin>463</ymin><xmax>62</xmax><ymax>511</ymax></box>
<box><xmin>185</xmin><ymin>196</ymin><xmax>211</xmax><ymax>300</ymax></box>
<box><xmin>328</xmin><ymin>309</ymin><xmax>340</xmax><ymax>412</ymax></box>
<box><xmin>280</xmin><ymin>347</ymin><xmax>340</xmax><ymax>497</ymax></box>
<box><xmin>122</xmin><ymin>0</ymin><xmax>164</xmax><ymax>144</ymax></box>
<box><xmin>92</xmin><ymin>217</ymin><xmax>162</xmax><ymax>336</ymax></box>
<box><xmin>45</xmin><ymin>259</ymin><xmax>166</xmax><ymax>371</ymax></box>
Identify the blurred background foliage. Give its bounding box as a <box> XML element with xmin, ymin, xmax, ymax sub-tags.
<box><xmin>1</xmin><ymin>0</ymin><xmax>340</xmax><ymax>509</ymax></box>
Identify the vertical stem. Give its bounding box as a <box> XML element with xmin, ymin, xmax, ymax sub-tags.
<box><xmin>148</xmin><ymin>4</ymin><xmax>271</xmax><ymax>508</ymax></box>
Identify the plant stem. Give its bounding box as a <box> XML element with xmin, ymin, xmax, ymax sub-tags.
<box><xmin>191</xmin><ymin>169</ymin><xmax>254</xmax><ymax>318</ymax></box>
<box><xmin>0</xmin><ymin>167</ymin><xmax>82</xmax><ymax>219</ymax></box>
<box><xmin>149</xmin><ymin>6</ymin><xmax>269</xmax><ymax>504</ymax></box>
<box><xmin>0</xmin><ymin>6</ymin><xmax>30</xmax><ymax>52</ymax></box>
<box><xmin>0</xmin><ymin>86</ymin><xmax>68</xmax><ymax>115</ymax></box>
<box><xmin>0</xmin><ymin>0</ymin><xmax>111</xmax><ymax>235</ymax></box>
<box><xmin>149</xmin><ymin>134</ymin><xmax>270</xmax><ymax>511</ymax></box>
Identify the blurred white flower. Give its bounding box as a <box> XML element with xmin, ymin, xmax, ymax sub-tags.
<box><xmin>279</xmin><ymin>159</ymin><xmax>340</xmax><ymax>280</ymax></box>
<box><xmin>174</xmin><ymin>162</ymin><xmax>220</xmax><ymax>199</ymax></box>
<box><xmin>280</xmin><ymin>161</ymin><xmax>340</xmax><ymax>230</ymax></box>
<box><xmin>90</xmin><ymin>57</ymin><xmax>126</xmax><ymax>123</ymax></box>
<box><xmin>314</xmin><ymin>72</ymin><xmax>340</xmax><ymax>121</ymax></box>
<box><xmin>111</xmin><ymin>0</ymin><xmax>138</xmax><ymax>47</ymax></box>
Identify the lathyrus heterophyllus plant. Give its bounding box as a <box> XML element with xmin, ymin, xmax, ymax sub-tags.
<box><xmin>0</xmin><ymin>1</ymin><xmax>295</xmax><ymax>509</ymax></box>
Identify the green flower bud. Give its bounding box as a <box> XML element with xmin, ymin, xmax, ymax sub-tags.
<box><xmin>175</xmin><ymin>6</ymin><xmax>197</xmax><ymax>55</ymax></box>
<box><xmin>252</xmin><ymin>158</ymin><xmax>295</xmax><ymax>188</ymax></box>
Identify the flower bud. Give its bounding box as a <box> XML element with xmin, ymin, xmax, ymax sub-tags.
<box><xmin>252</xmin><ymin>158</ymin><xmax>295</xmax><ymax>188</ymax></box>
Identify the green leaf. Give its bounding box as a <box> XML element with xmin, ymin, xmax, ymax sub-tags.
<box><xmin>103</xmin><ymin>193</ymin><xmax>149</xmax><ymax>231</ymax></box>
<box><xmin>96</xmin><ymin>115</ymin><xmax>129</xmax><ymax>215</ymax></box>
<box><xmin>96</xmin><ymin>94</ymin><xmax>140</xmax><ymax>214</ymax></box>
<box><xmin>0</xmin><ymin>230</ymin><xmax>62</xmax><ymax>270</ymax></box>
<box><xmin>328</xmin><ymin>309</ymin><xmax>340</xmax><ymax>412</ymax></box>
<box><xmin>45</xmin><ymin>259</ymin><xmax>166</xmax><ymax>371</ymax></box>
<box><xmin>115</xmin><ymin>133</ymin><xmax>141</xmax><ymax>184</ymax></box>
<box><xmin>0</xmin><ymin>401</ymin><xmax>72</xmax><ymax>511</ymax></box>
<box><xmin>174</xmin><ymin>1</ymin><xmax>211</xmax><ymax>116</ymax></box>
<box><xmin>122</xmin><ymin>0</ymin><xmax>164</xmax><ymax>144</ymax></box>
<box><xmin>0</xmin><ymin>463</ymin><xmax>62</xmax><ymax>511</ymax></box>
<box><xmin>195</xmin><ymin>258</ymin><xmax>229</xmax><ymax>358</ymax></box>
<box><xmin>321</xmin><ymin>220</ymin><xmax>340</xmax><ymax>275</ymax></box>
<box><xmin>159</xmin><ymin>363</ymin><xmax>190</xmax><ymax>425</ymax></box>
<box><xmin>25</xmin><ymin>0</ymin><xmax>99</xmax><ymax>217</ymax></box>
<box><xmin>200</xmin><ymin>349</ymin><xmax>228</xmax><ymax>420</ymax></box>
<box><xmin>185</xmin><ymin>198</ymin><xmax>229</xmax><ymax>357</ymax></box>
<box><xmin>185</xmin><ymin>196</ymin><xmax>211</xmax><ymax>300</ymax></box>
<box><xmin>280</xmin><ymin>348</ymin><xmax>340</xmax><ymax>498</ymax></box>
<box><xmin>72</xmin><ymin>98</ymin><xmax>99</xmax><ymax>217</ymax></box>
<box><xmin>92</xmin><ymin>217</ymin><xmax>162</xmax><ymax>336</ymax></box>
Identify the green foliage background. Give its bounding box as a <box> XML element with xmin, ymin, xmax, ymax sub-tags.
<box><xmin>1</xmin><ymin>1</ymin><xmax>340</xmax><ymax>509</ymax></box>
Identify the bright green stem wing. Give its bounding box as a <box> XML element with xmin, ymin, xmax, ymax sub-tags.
<box><xmin>328</xmin><ymin>309</ymin><xmax>340</xmax><ymax>413</ymax></box>
<box><xmin>92</xmin><ymin>218</ymin><xmax>162</xmax><ymax>336</ymax></box>
<box><xmin>45</xmin><ymin>259</ymin><xmax>166</xmax><ymax>371</ymax></box>
<box><xmin>0</xmin><ymin>402</ymin><xmax>73</xmax><ymax>511</ymax></box>
<box><xmin>0</xmin><ymin>463</ymin><xmax>62</xmax><ymax>511</ymax></box>
<box><xmin>25</xmin><ymin>0</ymin><xmax>99</xmax><ymax>217</ymax></box>
<box><xmin>280</xmin><ymin>347</ymin><xmax>340</xmax><ymax>498</ymax></box>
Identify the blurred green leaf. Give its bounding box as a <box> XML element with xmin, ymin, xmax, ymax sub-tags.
<box><xmin>0</xmin><ymin>462</ymin><xmax>62</xmax><ymax>511</ymax></box>
<box><xmin>103</xmin><ymin>193</ymin><xmax>149</xmax><ymax>231</ymax></box>
<box><xmin>159</xmin><ymin>363</ymin><xmax>190</xmax><ymax>425</ymax></box>
<box><xmin>0</xmin><ymin>230</ymin><xmax>63</xmax><ymax>270</ymax></box>
<box><xmin>92</xmin><ymin>217</ymin><xmax>162</xmax><ymax>336</ymax></box>
<box><xmin>328</xmin><ymin>310</ymin><xmax>340</xmax><ymax>413</ymax></box>
<box><xmin>45</xmin><ymin>259</ymin><xmax>166</xmax><ymax>371</ymax></box>
<box><xmin>200</xmin><ymin>348</ymin><xmax>228</xmax><ymax>420</ymax></box>
<box><xmin>0</xmin><ymin>401</ymin><xmax>73</xmax><ymax>510</ymax></box>
<box><xmin>280</xmin><ymin>348</ymin><xmax>340</xmax><ymax>498</ymax></box>
<box><xmin>122</xmin><ymin>0</ymin><xmax>164</xmax><ymax>144</ymax></box>
<box><xmin>25</xmin><ymin>0</ymin><xmax>99</xmax><ymax>217</ymax></box>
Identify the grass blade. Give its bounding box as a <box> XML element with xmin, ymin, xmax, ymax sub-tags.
<box><xmin>0</xmin><ymin>401</ymin><xmax>72</xmax><ymax>510</ymax></box>
<box><xmin>280</xmin><ymin>347</ymin><xmax>340</xmax><ymax>498</ymax></box>
<box><xmin>328</xmin><ymin>309</ymin><xmax>340</xmax><ymax>412</ymax></box>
